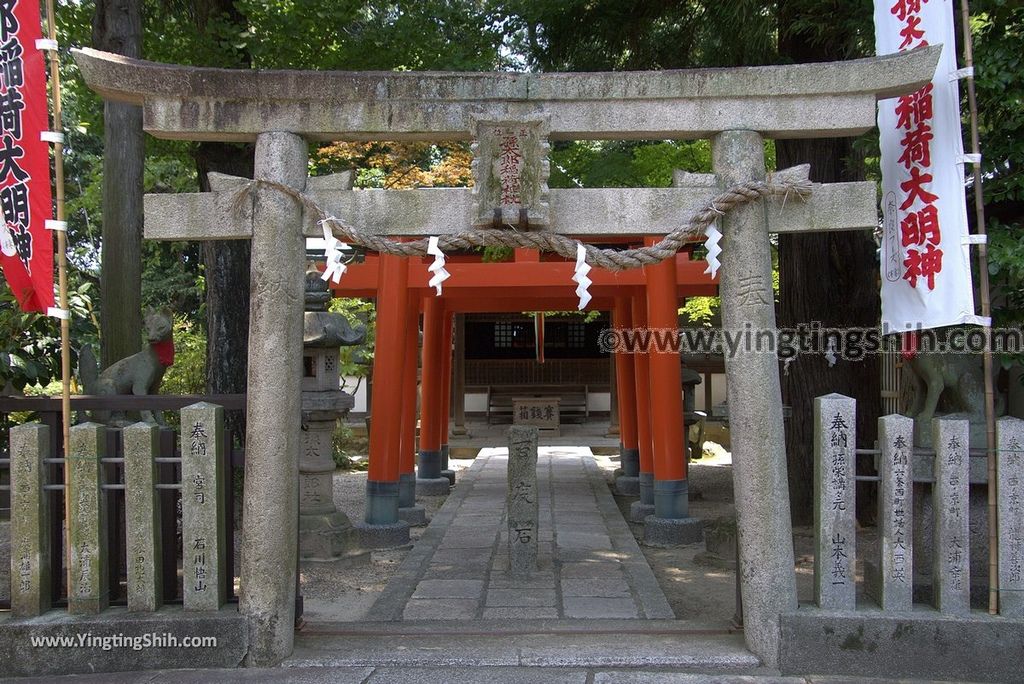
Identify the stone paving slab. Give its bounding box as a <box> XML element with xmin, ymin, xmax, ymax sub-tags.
<box><xmin>289</xmin><ymin>632</ymin><xmax>757</xmax><ymax>668</ymax></box>
<box><xmin>364</xmin><ymin>447</ymin><xmax>674</xmax><ymax>621</ymax></box>
<box><xmin>8</xmin><ymin>666</ymin><xmax>981</xmax><ymax>683</ymax></box>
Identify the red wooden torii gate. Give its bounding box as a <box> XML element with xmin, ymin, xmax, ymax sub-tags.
<box><xmin>328</xmin><ymin>238</ymin><xmax>718</xmax><ymax>519</ymax></box>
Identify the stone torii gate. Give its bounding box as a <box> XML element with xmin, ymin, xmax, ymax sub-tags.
<box><xmin>73</xmin><ymin>45</ymin><xmax>939</xmax><ymax>668</ymax></box>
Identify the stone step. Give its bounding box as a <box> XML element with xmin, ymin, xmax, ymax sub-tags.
<box><xmin>288</xmin><ymin>628</ymin><xmax>758</xmax><ymax>670</ymax></box>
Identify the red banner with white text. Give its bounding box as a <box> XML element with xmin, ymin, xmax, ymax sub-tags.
<box><xmin>0</xmin><ymin>0</ymin><xmax>53</xmax><ymax>312</ymax></box>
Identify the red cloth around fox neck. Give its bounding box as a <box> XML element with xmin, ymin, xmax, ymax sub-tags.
<box><xmin>151</xmin><ymin>339</ymin><xmax>175</xmax><ymax>367</ymax></box>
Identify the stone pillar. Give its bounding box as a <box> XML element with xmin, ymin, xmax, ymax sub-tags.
<box><xmin>877</xmin><ymin>414</ymin><xmax>914</xmax><ymax>611</ymax></box>
<box><xmin>439</xmin><ymin>312</ymin><xmax>456</xmax><ymax>484</ymax></box>
<box><xmin>613</xmin><ymin>296</ymin><xmax>640</xmax><ymax>496</ymax></box>
<box><xmin>182</xmin><ymin>403</ymin><xmax>226</xmax><ymax>611</ymax></box>
<box><xmin>9</xmin><ymin>422</ymin><xmax>50</xmax><ymax>617</ymax></box>
<box><xmin>629</xmin><ymin>291</ymin><xmax>655</xmax><ymax>523</ymax></box>
<box><xmin>812</xmin><ymin>394</ymin><xmax>855</xmax><ymax>610</ymax></box>
<box><xmin>452</xmin><ymin>313</ymin><xmax>467</xmax><ymax>436</ymax></box>
<box><xmin>997</xmin><ymin>416</ymin><xmax>1024</xmax><ymax>617</ymax></box>
<box><xmin>642</xmin><ymin>238</ymin><xmax>702</xmax><ymax>547</ymax></box>
<box><xmin>933</xmin><ymin>416</ymin><xmax>970</xmax><ymax>614</ymax></box>
<box><xmin>399</xmin><ymin>294</ymin><xmax>428</xmax><ymax>525</ymax></box>
<box><xmin>713</xmin><ymin>130</ymin><xmax>797</xmax><ymax>666</ymax></box>
<box><xmin>239</xmin><ymin>131</ymin><xmax>307</xmax><ymax>665</ymax></box>
<box><xmin>123</xmin><ymin>422</ymin><xmax>162</xmax><ymax>612</ymax></box>
<box><xmin>507</xmin><ymin>426</ymin><xmax>539</xmax><ymax>578</ymax></box>
<box><xmin>417</xmin><ymin>295</ymin><xmax>450</xmax><ymax>495</ymax></box>
<box><xmin>67</xmin><ymin>422</ymin><xmax>108</xmax><ymax>615</ymax></box>
<box><xmin>608</xmin><ymin>349</ymin><xmax>619</xmax><ymax>436</ymax></box>
<box><xmin>358</xmin><ymin>250</ymin><xmax>411</xmax><ymax>548</ymax></box>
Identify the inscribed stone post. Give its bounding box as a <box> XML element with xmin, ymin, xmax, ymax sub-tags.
<box><xmin>933</xmin><ymin>417</ymin><xmax>970</xmax><ymax>614</ymax></box>
<box><xmin>181</xmin><ymin>403</ymin><xmax>226</xmax><ymax>610</ymax></box>
<box><xmin>123</xmin><ymin>421</ymin><xmax>163</xmax><ymax>611</ymax></box>
<box><xmin>507</xmin><ymin>425</ymin><xmax>539</xmax><ymax>577</ymax></box>
<box><xmin>9</xmin><ymin>422</ymin><xmax>50</xmax><ymax>617</ymax></box>
<box><xmin>997</xmin><ymin>416</ymin><xmax>1024</xmax><ymax>617</ymax></box>
<box><xmin>878</xmin><ymin>414</ymin><xmax>914</xmax><ymax>611</ymax></box>
<box><xmin>813</xmin><ymin>394</ymin><xmax>856</xmax><ymax>610</ymax></box>
<box><xmin>714</xmin><ymin>130</ymin><xmax>797</xmax><ymax>666</ymax></box>
<box><xmin>67</xmin><ymin>423</ymin><xmax>107</xmax><ymax>614</ymax></box>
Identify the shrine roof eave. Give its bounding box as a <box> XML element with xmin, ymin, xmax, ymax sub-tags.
<box><xmin>72</xmin><ymin>46</ymin><xmax>940</xmax><ymax>143</ymax></box>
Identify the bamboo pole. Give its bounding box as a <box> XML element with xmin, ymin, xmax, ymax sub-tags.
<box><xmin>41</xmin><ymin>0</ymin><xmax>72</xmax><ymax>598</ymax></box>
<box><xmin>957</xmin><ymin>0</ymin><xmax>998</xmax><ymax>616</ymax></box>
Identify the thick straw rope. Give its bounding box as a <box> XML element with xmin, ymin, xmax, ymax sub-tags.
<box><xmin>232</xmin><ymin>174</ymin><xmax>812</xmax><ymax>272</ymax></box>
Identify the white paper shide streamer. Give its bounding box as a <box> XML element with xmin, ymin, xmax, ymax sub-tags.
<box><xmin>427</xmin><ymin>236</ymin><xmax>450</xmax><ymax>296</ymax></box>
<box><xmin>320</xmin><ymin>221</ymin><xmax>349</xmax><ymax>284</ymax></box>
<box><xmin>572</xmin><ymin>243</ymin><xmax>592</xmax><ymax>310</ymax></box>
<box><xmin>0</xmin><ymin>223</ymin><xmax>15</xmax><ymax>257</ymax></box>
<box><xmin>703</xmin><ymin>222</ymin><xmax>722</xmax><ymax>279</ymax></box>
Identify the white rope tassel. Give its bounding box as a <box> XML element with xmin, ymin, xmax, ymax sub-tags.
<box><xmin>572</xmin><ymin>243</ymin><xmax>593</xmax><ymax>310</ymax></box>
<box><xmin>427</xmin><ymin>236</ymin><xmax>450</xmax><ymax>296</ymax></box>
<box><xmin>320</xmin><ymin>221</ymin><xmax>349</xmax><ymax>284</ymax></box>
<box><xmin>703</xmin><ymin>222</ymin><xmax>722</xmax><ymax>279</ymax></box>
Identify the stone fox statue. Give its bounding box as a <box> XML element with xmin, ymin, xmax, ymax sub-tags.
<box><xmin>79</xmin><ymin>310</ymin><xmax>175</xmax><ymax>425</ymax></box>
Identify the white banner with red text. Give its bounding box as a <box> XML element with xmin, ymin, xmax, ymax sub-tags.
<box><xmin>876</xmin><ymin>0</ymin><xmax>980</xmax><ymax>333</ymax></box>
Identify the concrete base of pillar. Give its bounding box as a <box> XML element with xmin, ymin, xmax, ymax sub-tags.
<box><xmin>638</xmin><ymin>471</ymin><xmax>654</xmax><ymax>506</ymax></box>
<box><xmin>398</xmin><ymin>504</ymin><xmax>428</xmax><ymax>527</ymax></box>
<box><xmin>620</xmin><ymin>446</ymin><xmax>640</xmax><ymax>478</ymax></box>
<box><xmin>416</xmin><ymin>477</ymin><xmax>451</xmax><ymax>496</ymax></box>
<box><xmin>615</xmin><ymin>475</ymin><xmax>640</xmax><ymax>496</ymax></box>
<box><xmin>629</xmin><ymin>501</ymin><xmax>655</xmax><ymax>523</ymax></box>
<box><xmin>398</xmin><ymin>472</ymin><xmax>416</xmax><ymax>509</ymax></box>
<box><xmin>364</xmin><ymin>481</ymin><xmax>400</xmax><ymax>525</ymax></box>
<box><xmin>654</xmin><ymin>478</ymin><xmax>689</xmax><ymax>519</ymax></box>
<box><xmin>298</xmin><ymin>511</ymin><xmax>367</xmax><ymax>563</ymax></box>
<box><xmin>441</xmin><ymin>469</ymin><xmax>456</xmax><ymax>485</ymax></box>
<box><xmin>417</xmin><ymin>449</ymin><xmax>442</xmax><ymax>480</ymax></box>
<box><xmin>643</xmin><ymin>515</ymin><xmax>705</xmax><ymax>548</ymax></box>
<box><xmin>353</xmin><ymin>520</ymin><xmax>411</xmax><ymax>550</ymax></box>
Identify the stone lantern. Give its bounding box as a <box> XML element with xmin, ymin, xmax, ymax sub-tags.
<box><xmin>299</xmin><ymin>268</ymin><xmax>367</xmax><ymax>562</ymax></box>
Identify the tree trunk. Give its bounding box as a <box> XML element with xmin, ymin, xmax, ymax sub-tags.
<box><xmin>777</xmin><ymin>1</ymin><xmax>880</xmax><ymax>526</ymax></box>
<box><xmin>93</xmin><ymin>0</ymin><xmax>143</xmax><ymax>369</ymax></box>
<box><xmin>195</xmin><ymin>143</ymin><xmax>255</xmax><ymax>446</ymax></box>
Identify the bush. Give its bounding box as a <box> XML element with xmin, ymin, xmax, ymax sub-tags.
<box><xmin>331</xmin><ymin>420</ymin><xmax>369</xmax><ymax>471</ymax></box>
<box><xmin>160</xmin><ymin>316</ymin><xmax>206</xmax><ymax>395</ymax></box>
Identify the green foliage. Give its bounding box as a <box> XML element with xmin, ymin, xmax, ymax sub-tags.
<box><xmin>534</xmin><ymin>309</ymin><xmax>602</xmax><ymax>323</ymax></box>
<box><xmin>549</xmin><ymin>140</ymin><xmax>711</xmax><ymax>190</ymax></box>
<box><xmin>988</xmin><ymin>219</ymin><xmax>1024</xmax><ymax>367</ymax></box>
<box><xmin>497</xmin><ymin>0</ymin><xmax>776</xmax><ymax>72</ymax></box>
<box><xmin>481</xmin><ymin>246</ymin><xmax>514</xmax><ymax>262</ymax></box>
<box><xmin>973</xmin><ymin>2</ymin><xmax>1024</xmax><ymax>207</ymax></box>
<box><xmin>332</xmin><ymin>420</ymin><xmax>369</xmax><ymax>470</ymax></box>
<box><xmin>238</xmin><ymin>0</ymin><xmax>503</xmax><ymax>71</ymax></box>
<box><xmin>328</xmin><ymin>297</ymin><xmax>375</xmax><ymax>393</ymax></box>
<box><xmin>679</xmin><ymin>297</ymin><xmax>719</xmax><ymax>326</ymax></box>
<box><xmin>159</xmin><ymin>316</ymin><xmax>206</xmax><ymax>395</ymax></box>
<box><xmin>0</xmin><ymin>282</ymin><xmax>97</xmax><ymax>392</ymax></box>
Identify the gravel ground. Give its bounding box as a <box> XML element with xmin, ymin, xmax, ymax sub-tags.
<box><xmin>299</xmin><ymin>458</ymin><xmax>476</xmax><ymax>623</ymax></box>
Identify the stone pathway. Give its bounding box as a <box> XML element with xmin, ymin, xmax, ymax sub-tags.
<box><xmin>367</xmin><ymin>447</ymin><xmax>674</xmax><ymax>621</ymax></box>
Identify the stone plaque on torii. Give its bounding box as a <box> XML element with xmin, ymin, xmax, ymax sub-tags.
<box><xmin>73</xmin><ymin>44</ymin><xmax>940</xmax><ymax>668</ymax></box>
